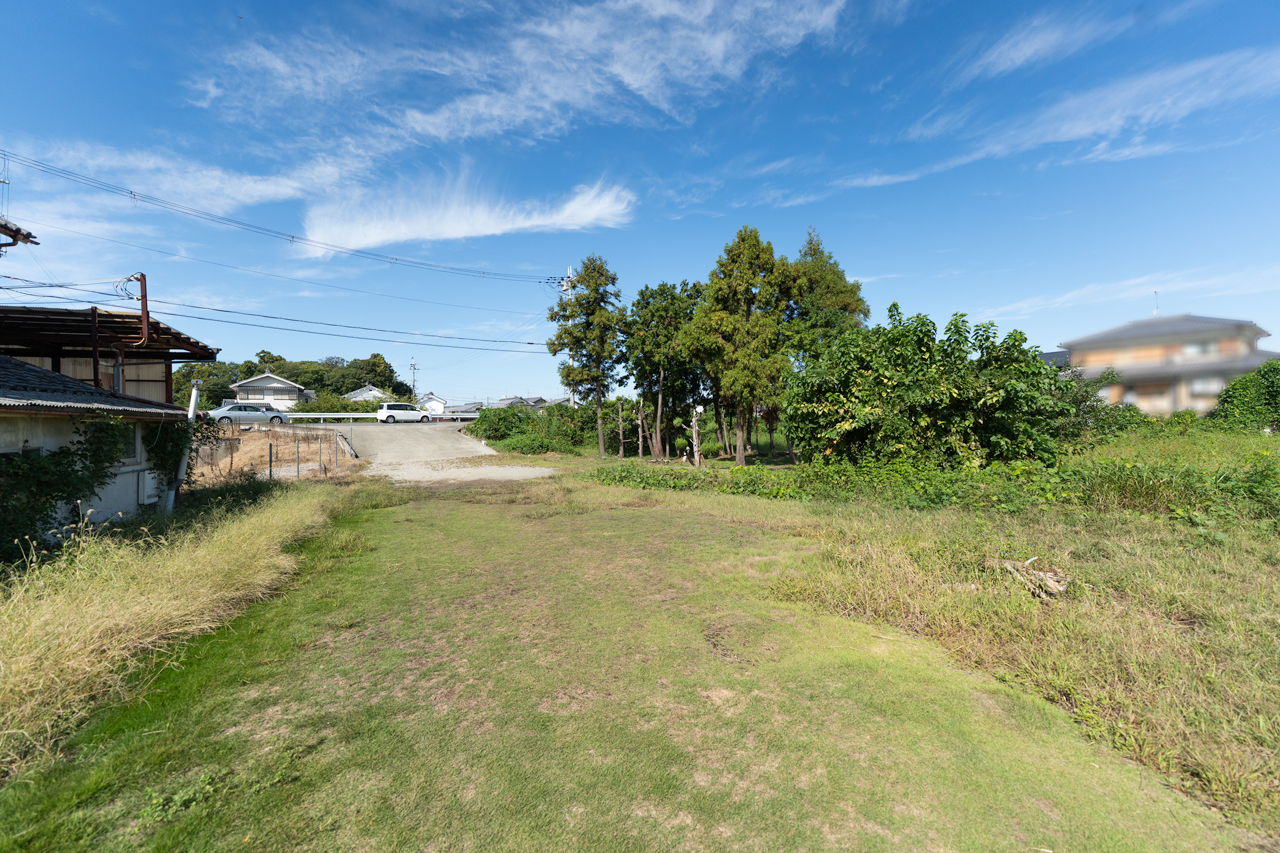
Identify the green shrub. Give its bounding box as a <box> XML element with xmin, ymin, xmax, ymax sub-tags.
<box><xmin>290</xmin><ymin>393</ymin><xmax>379</xmax><ymax>414</ymax></box>
<box><xmin>470</xmin><ymin>407</ymin><xmax>534</xmax><ymax>441</ymax></box>
<box><xmin>782</xmin><ymin>304</ymin><xmax>1073</xmax><ymax>466</ymax></box>
<box><xmin>495</xmin><ymin>433</ymin><xmax>580</xmax><ymax>455</ymax></box>
<box><xmin>1211</xmin><ymin>359</ymin><xmax>1280</xmax><ymax>430</ymax></box>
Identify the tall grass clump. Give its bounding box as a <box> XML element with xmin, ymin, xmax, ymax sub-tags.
<box><xmin>0</xmin><ymin>483</ymin><xmax>341</xmax><ymax>776</ymax></box>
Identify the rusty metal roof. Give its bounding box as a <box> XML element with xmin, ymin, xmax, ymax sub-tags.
<box><xmin>0</xmin><ymin>305</ymin><xmax>219</xmax><ymax>362</ymax></box>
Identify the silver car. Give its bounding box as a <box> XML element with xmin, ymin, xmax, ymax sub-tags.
<box><xmin>207</xmin><ymin>404</ymin><xmax>288</xmax><ymax>425</ymax></box>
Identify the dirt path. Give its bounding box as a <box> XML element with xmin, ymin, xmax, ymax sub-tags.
<box><xmin>347</xmin><ymin>422</ymin><xmax>556</xmax><ymax>484</ymax></box>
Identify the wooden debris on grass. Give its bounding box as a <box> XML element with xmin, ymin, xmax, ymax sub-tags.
<box><xmin>1000</xmin><ymin>557</ymin><xmax>1074</xmax><ymax>599</ymax></box>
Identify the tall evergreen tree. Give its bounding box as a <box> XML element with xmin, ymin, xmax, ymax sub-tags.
<box><xmin>625</xmin><ymin>280</ymin><xmax>705</xmax><ymax>458</ymax></box>
<box><xmin>785</xmin><ymin>228</ymin><xmax>869</xmax><ymax>368</ymax></box>
<box><xmin>547</xmin><ymin>255</ymin><xmax>628</xmax><ymax>456</ymax></box>
<box><xmin>683</xmin><ymin>226</ymin><xmax>791</xmax><ymax>467</ymax></box>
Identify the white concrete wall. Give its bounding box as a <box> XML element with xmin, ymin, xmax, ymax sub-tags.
<box><xmin>0</xmin><ymin>414</ymin><xmax>162</xmax><ymax>527</ymax></box>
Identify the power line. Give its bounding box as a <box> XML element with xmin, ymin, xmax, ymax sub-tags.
<box><xmin>9</xmin><ymin>217</ymin><xmax>540</xmax><ymax>316</ymax></box>
<box><xmin>1</xmin><ymin>149</ymin><xmax>570</xmax><ymax>285</ymax></box>
<box><xmin>0</xmin><ymin>279</ymin><xmax>552</xmax><ymax>354</ymax></box>
<box><xmin>147</xmin><ymin>309</ymin><xmax>551</xmax><ymax>354</ymax></box>
<box><xmin>0</xmin><ymin>275</ymin><xmax>547</xmax><ymax>346</ymax></box>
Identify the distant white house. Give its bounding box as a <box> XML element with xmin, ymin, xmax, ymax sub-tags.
<box><xmin>229</xmin><ymin>372</ymin><xmax>315</xmax><ymax>412</ymax></box>
<box><xmin>418</xmin><ymin>392</ymin><xmax>447</xmax><ymax>415</ymax></box>
<box><xmin>343</xmin><ymin>384</ymin><xmax>393</xmax><ymax>403</ymax></box>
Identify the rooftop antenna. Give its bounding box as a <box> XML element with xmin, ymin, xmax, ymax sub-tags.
<box><xmin>1153</xmin><ymin>290</ymin><xmax>1160</xmax><ymax>317</ymax></box>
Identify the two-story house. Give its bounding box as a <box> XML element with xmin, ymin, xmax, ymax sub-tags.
<box><xmin>1062</xmin><ymin>315</ymin><xmax>1279</xmax><ymax>414</ymax></box>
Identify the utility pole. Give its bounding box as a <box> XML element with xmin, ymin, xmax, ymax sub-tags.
<box><xmin>410</xmin><ymin>359</ymin><xmax>418</xmax><ymax>398</ymax></box>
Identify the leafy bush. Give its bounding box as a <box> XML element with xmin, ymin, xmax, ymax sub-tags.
<box><xmin>471</xmin><ymin>403</ymin><xmax>593</xmax><ymax>454</ymax></box>
<box><xmin>782</xmin><ymin>304</ymin><xmax>1075</xmax><ymax>465</ymax></box>
<box><xmin>0</xmin><ymin>417</ymin><xmax>134</xmax><ymax>567</ymax></box>
<box><xmin>1211</xmin><ymin>359</ymin><xmax>1280</xmax><ymax>430</ymax></box>
<box><xmin>494</xmin><ymin>433</ymin><xmax>580</xmax><ymax>455</ymax></box>
<box><xmin>470</xmin><ymin>407</ymin><xmax>534</xmax><ymax>441</ymax></box>
<box><xmin>289</xmin><ymin>393</ymin><xmax>379</xmax><ymax>414</ymax></box>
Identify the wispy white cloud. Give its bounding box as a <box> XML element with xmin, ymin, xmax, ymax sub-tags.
<box><xmin>958</xmin><ymin>11</ymin><xmax>1129</xmax><ymax>86</ymax></box>
<box><xmin>979</xmin><ymin>47</ymin><xmax>1280</xmax><ymax>159</ymax></box>
<box><xmin>847</xmin><ymin>47</ymin><xmax>1280</xmax><ymax>189</ymax></box>
<box><xmin>301</xmin><ymin>171</ymin><xmax>636</xmax><ymax>250</ymax></box>
<box><xmin>977</xmin><ymin>265</ymin><xmax>1280</xmax><ymax>323</ymax></box>
<box><xmin>203</xmin><ymin>1</ymin><xmax>847</xmax><ymax>144</ymax></box>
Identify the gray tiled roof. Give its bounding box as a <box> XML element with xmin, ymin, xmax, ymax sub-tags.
<box><xmin>0</xmin><ymin>355</ymin><xmax>184</xmax><ymax>419</ymax></box>
<box><xmin>1062</xmin><ymin>315</ymin><xmax>1269</xmax><ymax>349</ymax></box>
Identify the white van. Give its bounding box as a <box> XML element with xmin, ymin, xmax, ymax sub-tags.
<box><xmin>376</xmin><ymin>402</ymin><xmax>430</xmax><ymax>423</ymax></box>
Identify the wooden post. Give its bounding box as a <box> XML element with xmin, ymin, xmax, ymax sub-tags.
<box><xmin>268</xmin><ymin>443</ymin><xmax>273</xmax><ymax>480</ymax></box>
<box><xmin>295</xmin><ymin>440</ymin><xmax>300</xmax><ymax>479</ymax></box>
<box><xmin>617</xmin><ymin>401</ymin><xmax>625</xmax><ymax>459</ymax></box>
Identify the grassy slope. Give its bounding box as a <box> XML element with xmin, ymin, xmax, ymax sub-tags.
<box><xmin>1</xmin><ymin>478</ymin><xmax>1254</xmax><ymax>851</ymax></box>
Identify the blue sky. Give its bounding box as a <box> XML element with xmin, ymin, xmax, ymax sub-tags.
<box><xmin>3</xmin><ymin>0</ymin><xmax>1279</xmax><ymax>403</ymax></box>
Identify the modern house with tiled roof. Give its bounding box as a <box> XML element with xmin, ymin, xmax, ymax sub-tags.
<box><xmin>1062</xmin><ymin>315</ymin><xmax>1279</xmax><ymax>414</ymax></box>
<box><xmin>0</xmin><ymin>354</ymin><xmax>189</xmax><ymax>516</ymax></box>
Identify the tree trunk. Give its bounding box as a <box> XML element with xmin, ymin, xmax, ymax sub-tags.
<box><xmin>713</xmin><ymin>394</ymin><xmax>726</xmax><ymax>452</ymax></box>
<box><xmin>785</xmin><ymin>433</ymin><xmax>797</xmax><ymax>464</ymax></box>
<box><xmin>734</xmin><ymin>402</ymin><xmax>747</xmax><ymax>467</ymax></box>
<box><xmin>636</xmin><ymin>401</ymin><xmax>645</xmax><ymax>461</ymax></box>
<box><xmin>595</xmin><ymin>384</ymin><xmax>605</xmax><ymax>457</ymax></box>
<box><xmin>617</xmin><ymin>401</ymin><xmax>624</xmax><ymax>459</ymax></box>
<box><xmin>768</xmin><ymin>423</ymin><xmax>775</xmax><ymax>457</ymax></box>
<box><xmin>651</xmin><ymin>367</ymin><xmax>665</xmax><ymax>459</ymax></box>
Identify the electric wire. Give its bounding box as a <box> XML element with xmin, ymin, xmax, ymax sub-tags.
<box><xmin>0</xmin><ymin>280</ymin><xmax>552</xmax><ymax>354</ymax></box>
<box><xmin>9</xmin><ymin>217</ymin><xmax>540</xmax><ymax>316</ymax></box>
<box><xmin>0</xmin><ymin>276</ymin><xmax>547</xmax><ymax>346</ymax></box>
<box><xmin>1</xmin><ymin>150</ymin><xmax>570</xmax><ymax>285</ymax></box>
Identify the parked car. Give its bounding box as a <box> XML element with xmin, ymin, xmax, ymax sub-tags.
<box><xmin>205</xmin><ymin>404</ymin><xmax>288</xmax><ymax>425</ymax></box>
<box><xmin>377</xmin><ymin>402</ymin><xmax>430</xmax><ymax>423</ymax></box>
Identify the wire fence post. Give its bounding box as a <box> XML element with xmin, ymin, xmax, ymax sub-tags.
<box><xmin>295</xmin><ymin>440</ymin><xmax>300</xmax><ymax>480</ymax></box>
<box><xmin>268</xmin><ymin>443</ymin><xmax>273</xmax><ymax>479</ymax></box>
<box><xmin>319</xmin><ymin>437</ymin><xmax>323</xmax><ymax>477</ymax></box>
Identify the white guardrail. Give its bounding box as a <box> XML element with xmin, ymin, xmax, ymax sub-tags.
<box><xmin>284</xmin><ymin>412</ymin><xmax>481</xmax><ymax>423</ymax></box>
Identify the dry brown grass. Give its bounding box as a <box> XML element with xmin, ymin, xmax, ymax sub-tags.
<box><xmin>191</xmin><ymin>425</ymin><xmax>362</xmax><ymax>482</ymax></box>
<box><xmin>0</xmin><ymin>484</ymin><xmax>342</xmax><ymax>776</ymax></box>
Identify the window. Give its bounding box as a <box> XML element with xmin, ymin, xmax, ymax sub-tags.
<box><xmin>1190</xmin><ymin>377</ymin><xmax>1225</xmax><ymax>396</ymax></box>
<box><xmin>242</xmin><ymin>389</ymin><xmax>264</xmax><ymax>400</ymax></box>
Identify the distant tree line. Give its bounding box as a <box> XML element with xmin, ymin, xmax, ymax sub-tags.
<box><xmin>549</xmin><ymin>226</ymin><xmax>870</xmax><ymax>466</ymax></box>
<box><xmin>549</xmin><ymin>224</ymin><xmax>1160</xmax><ymax>468</ymax></box>
<box><xmin>173</xmin><ymin>351</ymin><xmax>412</xmax><ymax>409</ymax></box>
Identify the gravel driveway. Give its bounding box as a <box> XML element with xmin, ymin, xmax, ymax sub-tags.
<box><xmin>346</xmin><ymin>423</ymin><xmax>556</xmax><ymax>484</ymax></box>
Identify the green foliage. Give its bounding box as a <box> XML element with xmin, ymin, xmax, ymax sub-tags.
<box><xmin>289</xmin><ymin>393</ymin><xmax>380</xmax><ymax>415</ymax></box>
<box><xmin>176</xmin><ymin>352</ymin><xmax>415</xmax><ymax>409</ymax></box>
<box><xmin>470</xmin><ymin>406</ymin><xmax>534</xmax><ymax>441</ymax></box>
<box><xmin>785</xmin><ymin>228</ymin><xmax>869</xmax><ymax>368</ymax></box>
<box><xmin>1211</xmin><ymin>359</ymin><xmax>1280</xmax><ymax>429</ymax></box>
<box><xmin>547</xmin><ymin>255</ymin><xmax>629</xmax><ymax>455</ymax></box>
<box><xmin>472</xmin><ymin>403</ymin><xmax>593</xmax><ymax>455</ymax></box>
<box><xmin>142</xmin><ymin>418</ymin><xmax>222</xmax><ymax>490</ymax></box>
<box><xmin>625</xmin><ymin>280</ymin><xmax>708</xmax><ymax>454</ymax></box>
<box><xmin>590</xmin><ymin>446</ymin><xmax>1280</xmax><ymax>528</ymax></box>
<box><xmin>782</xmin><ymin>303</ymin><xmax>1076</xmax><ymax>466</ymax></box>
<box><xmin>0</xmin><ymin>417</ymin><xmax>133</xmax><ymax>566</ymax></box>
<box><xmin>684</xmin><ymin>226</ymin><xmax>793</xmax><ymax>466</ymax></box>
<box><xmin>172</xmin><ymin>361</ymin><xmax>241</xmax><ymax>408</ymax></box>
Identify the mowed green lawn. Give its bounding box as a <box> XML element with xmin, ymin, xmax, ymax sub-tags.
<box><xmin>1</xmin><ymin>478</ymin><xmax>1255</xmax><ymax>851</ymax></box>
